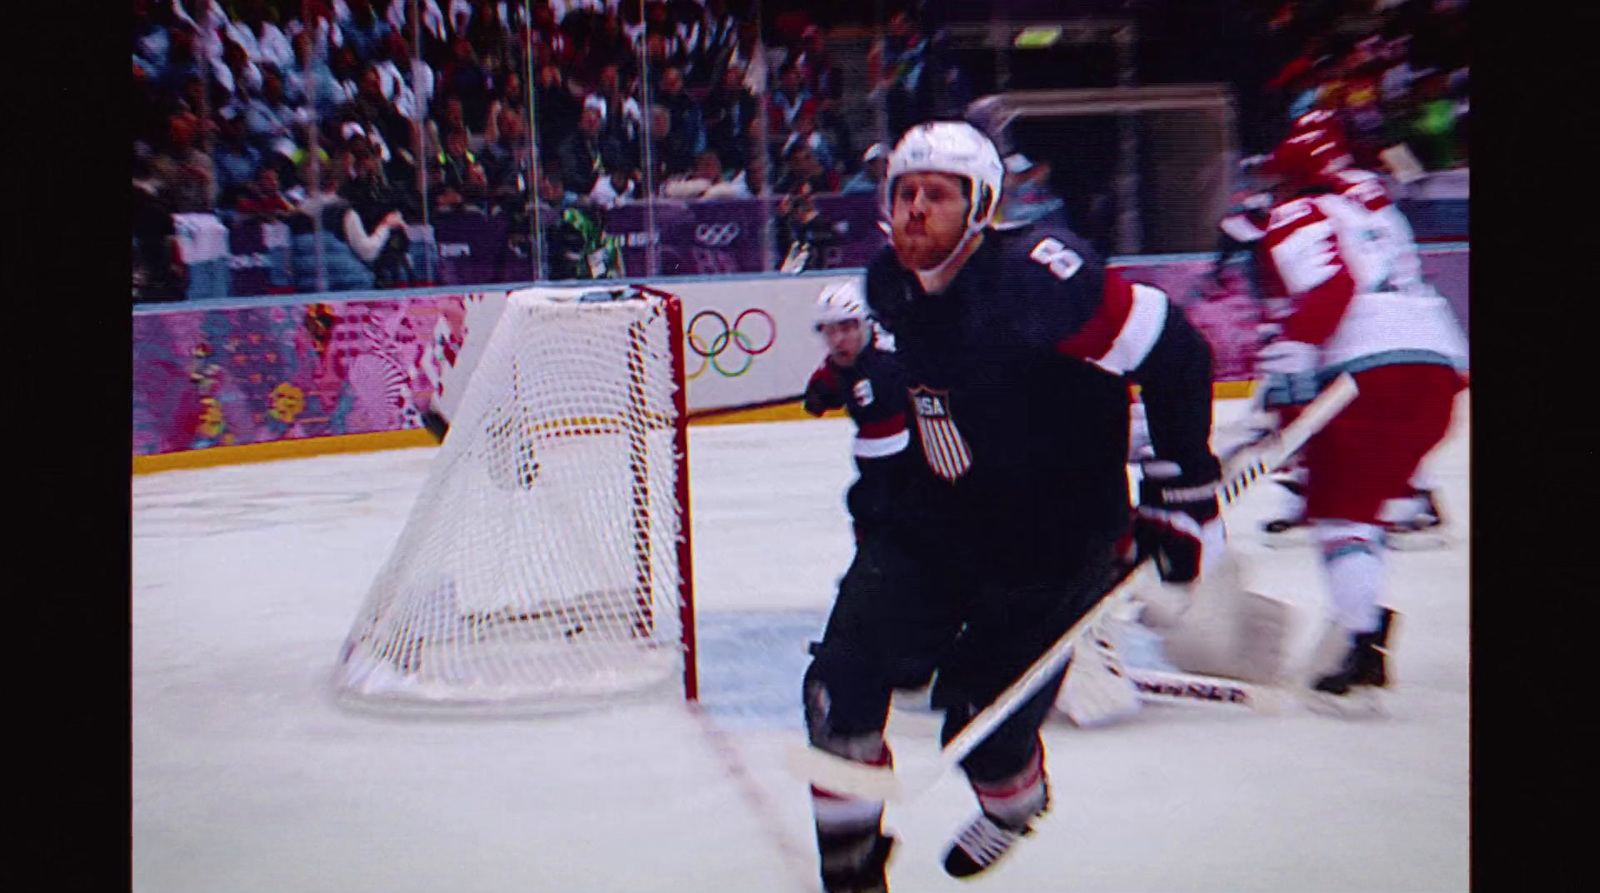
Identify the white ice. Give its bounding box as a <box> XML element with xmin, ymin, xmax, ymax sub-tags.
<box><xmin>132</xmin><ymin>395</ymin><xmax>1470</xmax><ymax>893</ymax></box>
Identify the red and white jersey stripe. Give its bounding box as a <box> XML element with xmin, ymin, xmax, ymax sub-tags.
<box><xmin>1055</xmin><ymin>271</ymin><xmax>1171</xmax><ymax>376</ymax></box>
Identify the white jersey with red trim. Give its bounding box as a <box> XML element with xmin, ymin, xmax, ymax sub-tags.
<box><xmin>1261</xmin><ymin>170</ymin><xmax>1467</xmax><ymax>375</ymax></box>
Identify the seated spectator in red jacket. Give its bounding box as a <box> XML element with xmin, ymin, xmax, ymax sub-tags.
<box><xmin>236</xmin><ymin>165</ymin><xmax>296</xmax><ymax>220</ymax></box>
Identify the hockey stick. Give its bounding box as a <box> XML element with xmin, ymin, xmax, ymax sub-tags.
<box><xmin>785</xmin><ymin>373</ymin><xmax>1359</xmax><ymax>802</ymax></box>
<box><xmin>1125</xmin><ymin>666</ymin><xmax>1281</xmax><ymax>713</ymax></box>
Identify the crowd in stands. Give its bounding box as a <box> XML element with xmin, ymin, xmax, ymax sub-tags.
<box><xmin>1255</xmin><ymin>0</ymin><xmax>1469</xmax><ymax>173</ymax></box>
<box><xmin>130</xmin><ymin>0</ymin><xmax>1468</xmax><ymax>303</ymax></box>
<box><xmin>132</xmin><ymin>0</ymin><xmax>887</xmax><ymax>300</ymax></box>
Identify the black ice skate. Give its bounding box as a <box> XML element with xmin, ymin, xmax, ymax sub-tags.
<box><xmin>943</xmin><ymin>810</ymin><xmax>1042</xmax><ymax>878</ymax></box>
<box><xmin>1383</xmin><ymin>490</ymin><xmax>1450</xmax><ymax>550</ymax></box>
<box><xmin>1307</xmin><ymin>609</ymin><xmax>1397</xmax><ymax>716</ymax></box>
<box><xmin>819</xmin><ymin>829</ymin><xmax>895</xmax><ymax>893</ymax></box>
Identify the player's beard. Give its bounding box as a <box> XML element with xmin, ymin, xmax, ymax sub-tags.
<box><xmin>892</xmin><ymin>216</ymin><xmax>967</xmax><ymax>272</ymax></box>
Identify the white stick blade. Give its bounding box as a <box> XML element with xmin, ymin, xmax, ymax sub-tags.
<box><xmin>784</xmin><ymin>745</ymin><xmax>904</xmax><ymax>801</ymax></box>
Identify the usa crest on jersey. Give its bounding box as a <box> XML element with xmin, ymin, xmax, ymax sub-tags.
<box><xmin>909</xmin><ymin>386</ymin><xmax>972</xmax><ymax>481</ymax></box>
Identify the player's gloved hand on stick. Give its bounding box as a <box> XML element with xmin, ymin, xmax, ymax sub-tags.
<box><xmin>1135</xmin><ymin>461</ymin><xmax>1225</xmax><ymax>584</ymax></box>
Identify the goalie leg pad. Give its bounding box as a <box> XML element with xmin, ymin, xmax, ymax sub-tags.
<box><xmin>1138</xmin><ymin>551</ymin><xmax>1293</xmax><ymax>684</ymax></box>
<box><xmin>1056</xmin><ymin>620</ymin><xmax>1143</xmax><ymax>727</ymax></box>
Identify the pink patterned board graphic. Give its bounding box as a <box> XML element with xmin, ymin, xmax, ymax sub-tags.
<box><xmin>133</xmin><ymin>294</ymin><xmax>473</xmax><ymax>456</ymax></box>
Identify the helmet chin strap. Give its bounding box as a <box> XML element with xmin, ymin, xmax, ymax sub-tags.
<box><xmin>912</xmin><ymin>226</ymin><xmax>986</xmax><ymax>294</ymax></box>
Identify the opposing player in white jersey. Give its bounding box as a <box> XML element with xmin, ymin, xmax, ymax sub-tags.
<box><xmin>1251</xmin><ymin>112</ymin><xmax>1468</xmax><ymax>710</ymax></box>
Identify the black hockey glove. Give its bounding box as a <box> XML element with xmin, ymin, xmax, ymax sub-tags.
<box><xmin>1134</xmin><ymin>461</ymin><xmax>1225</xmax><ymax>584</ymax></box>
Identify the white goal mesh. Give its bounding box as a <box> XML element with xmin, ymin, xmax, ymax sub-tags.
<box><xmin>333</xmin><ymin>285</ymin><xmax>694</xmax><ymax>712</ymax></box>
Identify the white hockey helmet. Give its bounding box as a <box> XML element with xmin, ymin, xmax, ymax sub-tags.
<box><xmin>883</xmin><ymin>120</ymin><xmax>1005</xmax><ymax>236</ymax></box>
<box><xmin>813</xmin><ymin>280</ymin><xmax>868</xmax><ymax>329</ymax></box>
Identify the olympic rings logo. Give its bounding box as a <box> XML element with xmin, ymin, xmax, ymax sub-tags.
<box><xmin>694</xmin><ymin>223</ymin><xmax>742</xmax><ymax>248</ymax></box>
<box><xmin>686</xmin><ymin>308</ymin><xmax>775</xmax><ymax>378</ymax></box>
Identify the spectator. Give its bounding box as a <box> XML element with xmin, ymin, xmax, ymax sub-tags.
<box><xmin>840</xmin><ymin>143</ymin><xmax>887</xmax><ymax>195</ymax></box>
<box><xmin>776</xmin><ymin>187</ymin><xmax>839</xmax><ymax>272</ymax></box>
<box><xmin>132</xmin><ymin>151</ymin><xmax>187</xmax><ymax>303</ymax></box>
<box><xmin>630</xmin><ymin>32</ymin><xmax>674</xmax><ymax>93</ymax></box>
<box><xmin>343</xmin><ymin>149</ymin><xmax>417</xmax><ymax>286</ymax></box>
<box><xmin>660</xmin><ymin>149</ymin><xmax>745</xmax><ymax>200</ymax></box>
<box><xmin>701</xmin><ymin>165</ymin><xmax>754</xmax><ymax>199</ymax></box>
<box><xmin>236</xmin><ymin>164</ymin><xmax>296</xmax><ymax>221</ymax></box>
<box><xmin>340</xmin><ymin>0</ymin><xmax>393</xmax><ymax>64</ymax></box>
<box><xmin>173</xmin><ymin>0</ymin><xmax>229</xmax><ymax>73</ymax></box>
<box><xmin>285</xmin><ymin>0</ymin><xmax>345</xmax><ymax>65</ymax></box>
<box><xmin>703</xmin><ymin>60</ymin><xmax>757</xmax><ymax>171</ymax></box>
<box><xmin>133</xmin><ymin>54</ymin><xmax>168</xmax><ymax>152</ymax></box>
<box><xmin>534</xmin><ymin>164</ymin><xmax>582</xmax><ymax>213</ymax></box>
<box><xmin>287</xmin><ymin>158</ymin><xmax>408</xmax><ymax>293</ymax></box>
<box><xmin>215</xmin><ymin>36</ymin><xmax>264</xmax><ymax>105</ymax></box>
<box><xmin>770</xmin><ymin>63</ymin><xmax>811</xmax><ymax>132</ymax></box>
<box><xmin>432</xmin><ymin>127</ymin><xmax>489</xmax><ymax>211</ymax></box>
<box><xmin>655</xmin><ymin>65</ymin><xmax>705</xmax><ymax>153</ymax></box>
<box><xmin>586</xmin><ymin>64</ymin><xmax>643</xmax><ymax>147</ymax></box>
<box><xmin>463</xmin><ymin>0</ymin><xmax>510</xmax><ymax>65</ymax></box>
<box><xmin>776</xmin><ymin>143</ymin><xmax>835</xmax><ymax>196</ymax></box>
<box><xmin>794</xmin><ymin>25</ymin><xmax>854</xmax><ymax>173</ymax></box>
<box><xmin>341</xmin><ymin>62</ymin><xmax>409</xmax><ymax>144</ymax></box>
<box><xmin>580</xmin><ymin>9</ymin><xmax>631</xmax><ymax>85</ymax></box>
<box><xmin>285</xmin><ymin>28</ymin><xmax>350</xmax><ymax>119</ymax></box>
<box><xmin>229</xmin><ymin>0</ymin><xmax>295</xmax><ymax>72</ymax></box>
<box><xmin>242</xmin><ymin>66</ymin><xmax>308</xmax><ymax>154</ymax></box>
<box><xmin>439</xmin><ymin>34</ymin><xmax>494</xmax><ymax>133</ymax></box>
<box><xmin>722</xmin><ymin>20</ymin><xmax>768</xmax><ymax>96</ymax></box>
<box><xmin>435</xmin><ymin>95</ymin><xmax>478</xmax><ymax>149</ymax></box>
<box><xmin>1408</xmin><ymin>71</ymin><xmax>1461</xmax><ymax>171</ymax></box>
<box><xmin>134</xmin><ymin>0</ymin><xmax>172</xmax><ymax>78</ymax></box>
<box><xmin>557</xmin><ymin>106</ymin><xmax>618</xmax><ymax>195</ymax></box>
<box><xmin>780</xmin><ymin>106</ymin><xmax>839</xmax><ymax>180</ymax></box>
<box><xmin>684</xmin><ymin>0</ymin><xmax>738</xmax><ymax>88</ymax></box>
<box><xmin>869</xmin><ymin>8</ymin><xmax>928</xmax><ymax>138</ymax></box>
<box><xmin>156</xmin><ymin>22</ymin><xmax>204</xmax><ymax>100</ymax></box>
<box><xmin>373</xmin><ymin>34</ymin><xmax>430</xmax><ymax>122</ymax></box>
<box><xmin>481</xmin><ymin>107</ymin><xmax>534</xmax><ymax>210</ymax></box>
<box><xmin>533</xmin><ymin>60</ymin><xmax>584</xmax><ymax>160</ymax></box>
<box><xmin>151</xmin><ymin>111</ymin><xmax>218</xmax><ymax>213</ymax></box>
<box><xmin>212</xmin><ymin>106</ymin><xmax>263</xmax><ymax>209</ymax></box>
<box><xmin>588</xmin><ymin>165</ymin><xmax>641</xmax><ymax>210</ymax></box>
<box><xmin>646</xmin><ymin>101</ymin><xmax>698</xmax><ymax>183</ymax></box>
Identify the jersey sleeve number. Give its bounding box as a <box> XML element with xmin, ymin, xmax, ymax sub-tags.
<box><xmin>1029</xmin><ymin>238</ymin><xmax>1084</xmax><ymax>281</ymax></box>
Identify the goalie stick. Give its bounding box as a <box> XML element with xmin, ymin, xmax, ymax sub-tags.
<box><xmin>784</xmin><ymin>373</ymin><xmax>1359</xmax><ymax>802</ymax></box>
<box><xmin>1125</xmin><ymin>666</ymin><xmax>1282</xmax><ymax>713</ymax></box>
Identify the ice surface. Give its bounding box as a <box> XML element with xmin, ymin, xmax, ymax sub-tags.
<box><xmin>132</xmin><ymin>395</ymin><xmax>1469</xmax><ymax>892</ymax></box>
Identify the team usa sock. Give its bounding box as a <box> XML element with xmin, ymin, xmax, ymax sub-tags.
<box><xmin>812</xmin><ymin>744</ymin><xmax>895</xmax><ymax>893</ymax></box>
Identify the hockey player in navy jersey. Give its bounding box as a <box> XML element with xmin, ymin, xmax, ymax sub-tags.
<box><xmin>800</xmin><ymin>120</ymin><xmax>1226</xmax><ymax>891</ymax></box>
<box><xmin>801</xmin><ymin>281</ymin><xmax>913</xmax><ymax>541</ymax></box>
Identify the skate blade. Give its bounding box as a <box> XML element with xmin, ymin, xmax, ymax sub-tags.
<box><xmin>1298</xmin><ymin>686</ymin><xmax>1388</xmax><ymax>719</ymax></box>
<box><xmin>1383</xmin><ymin>529</ymin><xmax>1453</xmax><ymax>551</ymax></box>
<box><xmin>1261</xmin><ymin>526</ymin><xmax>1314</xmax><ymax>550</ymax></box>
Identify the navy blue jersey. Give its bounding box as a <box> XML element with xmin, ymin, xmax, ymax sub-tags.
<box><xmin>803</xmin><ymin>342</ymin><xmax>913</xmax><ymax>531</ymax></box>
<box><xmin>864</xmin><ymin>221</ymin><xmax>1219</xmax><ymax>580</ymax></box>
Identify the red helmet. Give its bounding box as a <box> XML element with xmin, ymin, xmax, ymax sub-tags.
<box><xmin>1263</xmin><ymin>123</ymin><xmax>1355</xmax><ymax>190</ymax></box>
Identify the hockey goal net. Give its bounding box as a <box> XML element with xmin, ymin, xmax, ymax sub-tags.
<box><xmin>333</xmin><ymin>285</ymin><xmax>695</xmax><ymax>711</ymax></box>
